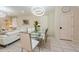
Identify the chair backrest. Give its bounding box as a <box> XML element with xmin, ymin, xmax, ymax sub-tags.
<box><xmin>20</xmin><ymin>32</ymin><xmax>32</xmax><ymax>51</ymax></box>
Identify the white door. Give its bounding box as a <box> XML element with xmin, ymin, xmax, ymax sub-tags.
<box><xmin>59</xmin><ymin>13</ymin><xmax>73</xmax><ymax>40</ymax></box>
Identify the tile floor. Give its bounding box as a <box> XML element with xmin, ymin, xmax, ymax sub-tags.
<box><xmin>0</xmin><ymin>36</ymin><xmax>79</xmax><ymax>52</ymax></box>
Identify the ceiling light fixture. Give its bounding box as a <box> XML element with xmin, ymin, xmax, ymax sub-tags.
<box><xmin>0</xmin><ymin>6</ymin><xmax>14</xmax><ymax>17</ymax></box>
<box><xmin>0</xmin><ymin>11</ymin><xmax>7</xmax><ymax>18</ymax></box>
<box><xmin>31</xmin><ymin>7</ymin><xmax>45</xmax><ymax>16</ymax></box>
<box><xmin>0</xmin><ymin>6</ymin><xmax>13</xmax><ymax>13</ymax></box>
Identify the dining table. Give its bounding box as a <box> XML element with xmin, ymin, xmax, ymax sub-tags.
<box><xmin>20</xmin><ymin>27</ymin><xmax>47</xmax><ymax>41</ymax></box>
<box><xmin>20</xmin><ymin>27</ymin><xmax>48</xmax><ymax>51</ymax></box>
<box><xmin>30</xmin><ymin>29</ymin><xmax>46</xmax><ymax>41</ymax></box>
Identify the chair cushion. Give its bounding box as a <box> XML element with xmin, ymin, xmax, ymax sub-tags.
<box><xmin>31</xmin><ymin>38</ymin><xmax>39</xmax><ymax>49</ymax></box>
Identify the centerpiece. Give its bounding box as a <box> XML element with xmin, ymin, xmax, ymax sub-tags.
<box><xmin>34</xmin><ymin>21</ymin><xmax>40</xmax><ymax>32</ymax></box>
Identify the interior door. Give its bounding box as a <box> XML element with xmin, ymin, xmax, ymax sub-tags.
<box><xmin>59</xmin><ymin>13</ymin><xmax>73</xmax><ymax>40</ymax></box>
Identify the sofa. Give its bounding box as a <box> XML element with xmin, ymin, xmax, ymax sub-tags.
<box><xmin>0</xmin><ymin>30</ymin><xmax>20</xmax><ymax>47</ymax></box>
<box><xmin>0</xmin><ymin>26</ymin><xmax>34</xmax><ymax>47</ymax></box>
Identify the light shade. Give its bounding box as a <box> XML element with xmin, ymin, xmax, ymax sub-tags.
<box><xmin>0</xmin><ymin>6</ymin><xmax>12</xmax><ymax>13</ymax></box>
<box><xmin>0</xmin><ymin>11</ymin><xmax>6</xmax><ymax>18</ymax></box>
<box><xmin>31</xmin><ymin>7</ymin><xmax>45</xmax><ymax>16</ymax></box>
<box><xmin>0</xmin><ymin>7</ymin><xmax>13</xmax><ymax>17</ymax></box>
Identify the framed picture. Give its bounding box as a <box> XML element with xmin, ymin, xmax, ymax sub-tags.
<box><xmin>23</xmin><ymin>20</ymin><xmax>29</xmax><ymax>25</ymax></box>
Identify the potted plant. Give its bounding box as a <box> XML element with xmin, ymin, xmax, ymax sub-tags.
<box><xmin>34</xmin><ymin>21</ymin><xmax>39</xmax><ymax>32</ymax></box>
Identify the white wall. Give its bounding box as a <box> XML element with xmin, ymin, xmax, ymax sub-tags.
<box><xmin>73</xmin><ymin>7</ymin><xmax>79</xmax><ymax>42</ymax></box>
<box><xmin>47</xmin><ymin>9</ymin><xmax>55</xmax><ymax>36</ymax></box>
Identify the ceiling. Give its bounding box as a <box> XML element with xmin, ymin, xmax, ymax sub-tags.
<box><xmin>0</xmin><ymin>6</ymin><xmax>55</xmax><ymax>17</ymax></box>
<box><xmin>0</xmin><ymin>6</ymin><xmax>79</xmax><ymax>17</ymax></box>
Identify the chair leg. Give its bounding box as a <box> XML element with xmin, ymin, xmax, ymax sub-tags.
<box><xmin>21</xmin><ymin>48</ymin><xmax>23</xmax><ymax>52</ymax></box>
<box><xmin>43</xmin><ymin>40</ymin><xmax>46</xmax><ymax>45</ymax></box>
<box><xmin>37</xmin><ymin>41</ymin><xmax>41</xmax><ymax>52</ymax></box>
<box><xmin>38</xmin><ymin>45</ymin><xmax>40</xmax><ymax>52</ymax></box>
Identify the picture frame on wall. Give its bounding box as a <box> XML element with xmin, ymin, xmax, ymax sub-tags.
<box><xmin>23</xmin><ymin>20</ymin><xmax>29</xmax><ymax>25</ymax></box>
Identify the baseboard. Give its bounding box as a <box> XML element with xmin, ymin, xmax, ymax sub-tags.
<box><xmin>60</xmin><ymin>39</ymin><xmax>72</xmax><ymax>41</ymax></box>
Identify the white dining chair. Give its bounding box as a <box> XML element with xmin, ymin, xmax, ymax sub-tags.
<box><xmin>20</xmin><ymin>32</ymin><xmax>40</xmax><ymax>52</ymax></box>
<box><xmin>39</xmin><ymin>28</ymin><xmax>48</xmax><ymax>45</ymax></box>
